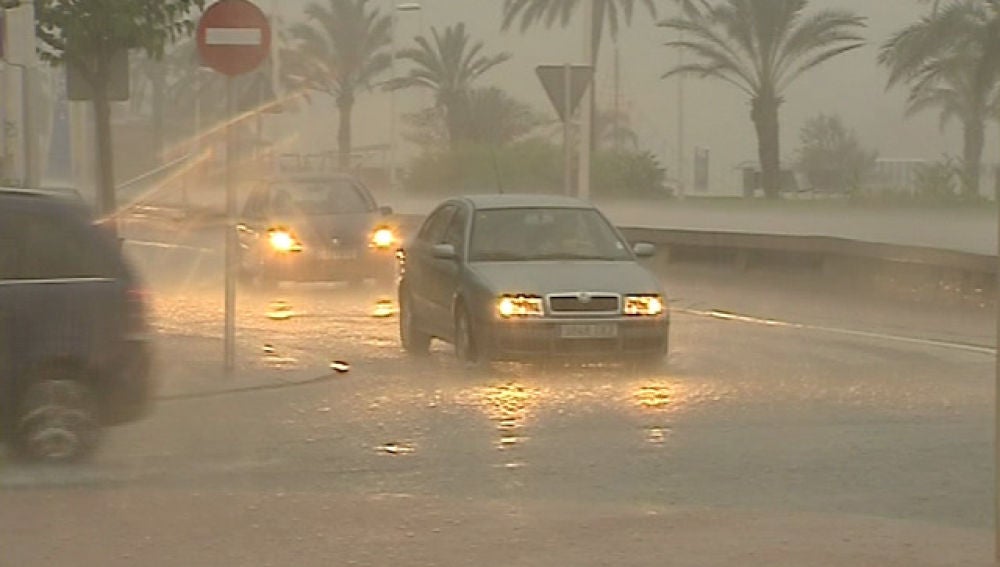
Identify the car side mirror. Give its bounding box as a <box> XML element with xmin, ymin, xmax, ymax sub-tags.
<box><xmin>432</xmin><ymin>243</ymin><xmax>457</xmax><ymax>260</ymax></box>
<box><xmin>633</xmin><ymin>242</ymin><xmax>656</xmax><ymax>258</ymax></box>
<box><xmin>379</xmin><ymin>205</ymin><xmax>393</xmax><ymax>216</ymax></box>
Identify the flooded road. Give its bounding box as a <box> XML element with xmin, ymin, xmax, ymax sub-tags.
<box><xmin>0</xmin><ymin>233</ymin><xmax>994</xmax><ymax>566</ymax></box>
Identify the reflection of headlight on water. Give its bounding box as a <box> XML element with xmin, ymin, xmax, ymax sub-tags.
<box><xmin>633</xmin><ymin>384</ymin><xmax>672</xmax><ymax>409</ymax></box>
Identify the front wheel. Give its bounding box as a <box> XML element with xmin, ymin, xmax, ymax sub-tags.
<box><xmin>455</xmin><ymin>306</ymin><xmax>491</xmax><ymax>370</ymax></box>
<box><xmin>14</xmin><ymin>377</ymin><xmax>100</xmax><ymax>463</ymax></box>
<box><xmin>400</xmin><ymin>289</ymin><xmax>431</xmax><ymax>355</ymax></box>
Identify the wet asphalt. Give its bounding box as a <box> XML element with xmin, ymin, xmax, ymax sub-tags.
<box><xmin>0</xmin><ymin>227</ymin><xmax>995</xmax><ymax>566</ymax></box>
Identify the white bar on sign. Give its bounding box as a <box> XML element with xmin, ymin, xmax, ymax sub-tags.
<box><xmin>205</xmin><ymin>27</ymin><xmax>262</xmax><ymax>46</ymax></box>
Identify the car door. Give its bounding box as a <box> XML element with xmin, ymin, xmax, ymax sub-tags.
<box><xmin>405</xmin><ymin>203</ymin><xmax>457</xmax><ymax>336</ymax></box>
<box><xmin>426</xmin><ymin>203</ymin><xmax>469</xmax><ymax>338</ymax></box>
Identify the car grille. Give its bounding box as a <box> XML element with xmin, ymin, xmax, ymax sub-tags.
<box><xmin>548</xmin><ymin>293</ymin><xmax>620</xmax><ymax>314</ymax></box>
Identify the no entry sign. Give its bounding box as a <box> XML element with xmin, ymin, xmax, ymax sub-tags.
<box><xmin>197</xmin><ymin>0</ymin><xmax>271</xmax><ymax>77</ymax></box>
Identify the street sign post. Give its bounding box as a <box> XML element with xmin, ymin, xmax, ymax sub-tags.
<box><xmin>197</xmin><ymin>0</ymin><xmax>271</xmax><ymax>374</ymax></box>
<box><xmin>536</xmin><ymin>64</ymin><xmax>593</xmax><ymax>197</ymax></box>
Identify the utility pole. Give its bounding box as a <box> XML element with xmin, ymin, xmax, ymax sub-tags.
<box><xmin>388</xmin><ymin>2</ymin><xmax>422</xmax><ymax>196</ymax></box>
<box><xmin>677</xmin><ymin>29</ymin><xmax>685</xmax><ymax>200</ymax></box>
<box><xmin>613</xmin><ymin>44</ymin><xmax>621</xmax><ymax>152</ymax></box>
<box><xmin>578</xmin><ymin>0</ymin><xmax>594</xmax><ymax>201</ymax></box>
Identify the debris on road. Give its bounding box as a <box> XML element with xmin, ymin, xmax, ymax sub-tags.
<box><xmin>266</xmin><ymin>301</ymin><xmax>295</xmax><ymax>321</ymax></box>
<box><xmin>376</xmin><ymin>442</ymin><xmax>415</xmax><ymax>455</ymax></box>
<box><xmin>330</xmin><ymin>361</ymin><xmax>351</xmax><ymax>373</ymax></box>
<box><xmin>372</xmin><ymin>299</ymin><xmax>398</xmax><ymax>318</ymax></box>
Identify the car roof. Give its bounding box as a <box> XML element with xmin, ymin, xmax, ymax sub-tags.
<box><xmin>0</xmin><ymin>187</ymin><xmax>89</xmax><ymax>212</ymax></box>
<box><xmin>459</xmin><ymin>193</ymin><xmax>593</xmax><ymax>210</ymax></box>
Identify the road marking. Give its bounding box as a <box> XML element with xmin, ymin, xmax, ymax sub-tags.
<box><xmin>679</xmin><ymin>308</ymin><xmax>995</xmax><ymax>356</ymax></box>
<box><xmin>124</xmin><ymin>239</ymin><xmax>215</xmax><ymax>253</ymax></box>
<box><xmin>205</xmin><ymin>28</ymin><xmax>262</xmax><ymax>46</ymax></box>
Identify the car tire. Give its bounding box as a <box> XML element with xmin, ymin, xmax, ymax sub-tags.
<box><xmin>14</xmin><ymin>374</ymin><xmax>100</xmax><ymax>463</ymax></box>
<box><xmin>400</xmin><ymin>289</ymin><xmax>431</xmax><ymax>356</ymax></box>
<box><xmin>455</xmin><ymin>305</ymin><xmax>491</xmax><ymax>370</ymax></box>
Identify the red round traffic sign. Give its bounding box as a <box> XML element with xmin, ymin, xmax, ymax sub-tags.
<box><xmin>197</xmin><ymin>0</ymin><xmax>272</xmax><ymax>77</ymax></box>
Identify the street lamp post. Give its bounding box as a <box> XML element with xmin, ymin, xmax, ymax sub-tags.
<box><xmin>388</xmin><ymin>2</ymin><xmax>421</xmax><ymax>197</ymax></box>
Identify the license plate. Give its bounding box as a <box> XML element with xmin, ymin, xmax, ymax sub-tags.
<box><xmin>321</xmin><ymin>249</ymin><xmax>358</xmax><ymax>260</ymax></box>
<box><xmin>560</xmin><ymin>323</ymin><xmax>618</xmax><ymax>339</ymax></box>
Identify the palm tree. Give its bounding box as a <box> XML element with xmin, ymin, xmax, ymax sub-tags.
<box><xmin>502</xmin><ymin>0</ymin><xmax>657</xmax><ymax>66</ymax></box>
<box><xmin>660</xmin><ymin>0</ymin><xmax>865</xmax><ymax>198</ymax></box>
<box><xmin>880</xmin><ymin>1</ymin><xmax>1000</xmax><ymax>199</ymax></box>
<box><xmin>390</xmin><ymin>23</ymin><xmax>511</xmax><ymax>147</ymax></box>
<box><xmin>283</xmin><ymin>0</ymin><xmax>392</xmax><ymax>168</ymax></box>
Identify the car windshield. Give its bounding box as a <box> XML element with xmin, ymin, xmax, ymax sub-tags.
<box><xmin>469</xmin><ymin>207</ymin><xmax>632</xmax><ymax>262</ymax></box>
<box><xmin>272</xmin><ymin>180</ymin><xmax>372</xmax><ymax>215</ymax></box>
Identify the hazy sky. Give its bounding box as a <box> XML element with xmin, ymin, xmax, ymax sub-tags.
<box><xmin>269</xmin><ymin>0</ymin><xmax>974</xmax><ymax>195</ymax></box>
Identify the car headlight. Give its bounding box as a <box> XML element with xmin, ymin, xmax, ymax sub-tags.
<box><xmin>624</xmin><ymin>295</ymin><xmax>665</xmax><ymax>316</ymax></box>
<box><xmin>371</xmin><ymin>228</ymin><xmax>395</xmax><ymax>249</ymax></box>
<box><xmin>497</xmin><ymin>295</ymin><xmax>544</xmax><ymax>318</ymax></box>
<box><xmin>268</xmin><ymin>229</ymin><xmax>302</xmax><ymax>253</ymax></box>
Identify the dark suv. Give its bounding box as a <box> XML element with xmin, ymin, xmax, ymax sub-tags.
<box><xmin>0</xmin><ymin>188</ymin><xmax>153</xmax><ymax>461</ymax></box>
<box><xmin>237</xmin><ymin>174</ymin><xmax>398</xmax><ymax>287</ymax></box>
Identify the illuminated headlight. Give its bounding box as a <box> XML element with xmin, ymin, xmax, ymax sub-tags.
<box><xmin>624</xmin><ymin>295</ymin><xmax>665</xmax><ymax>316</ymax></box>
<box><xmin>497</xmin><ymin>295</ymin><xmax>544</xmax><ymax>318</ymax></box>
<box><xmin>371</xmin><ymin>228</ymin><xmax>396</xmax><ymax>249</ymax></box>
<box><xmin>268</xmin><ymin>229</ymin><xmax>302</xmax><ymax>253</ymax></box>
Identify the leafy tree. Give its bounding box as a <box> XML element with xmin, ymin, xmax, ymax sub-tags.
<box><xmin>34</xmin><ymin>0</ymin><xmax>205</xmax><ymax>218</ymax></box>
<box><xmin>404</xmin><ymin>86</ymin><xmax>541</xmax><ymax>148</ymax></box>
<box><xmin>283</xmin><ymin>0</ymin><xmax>392</xmax><ymax>168</ymax></box>
<box><xmin>796</xmin><ymin>114</ymin><xmax>876</xmax><ymax>194</ymax></box>
<box><xmin>660</xmin><ymin>0</ymin><xmax>865</xmax><ymax>199</ymax></box>
<box><xmin>879</xmin><ymin>1</ymin><xmax>1000</xmax><ymax>199</ymax></box>
<box><xmin>405</xmin><ymin>137</ymin><xmax>664</xmax><ymax>198</ymax></box>
<box><xmin>391</xmin><ymin>24</ymin><xmax>511</xmax><ymax>147</ymax></box>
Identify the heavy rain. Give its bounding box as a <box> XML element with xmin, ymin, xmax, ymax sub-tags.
<box><xmin>0</xmin><ymin>1</ymin><xmax>998</xmax><ymax>566</ymax></box>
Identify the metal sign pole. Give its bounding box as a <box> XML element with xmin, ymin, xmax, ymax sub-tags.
<box><xmin>563</xmin><ymin>63</ymin><xmax>572</xmax><ymax>197</ymax></box>
<box><xmin>224</xmin><ymin>75</ymin><xmax>236</xmax><ymax>373</ymax></box>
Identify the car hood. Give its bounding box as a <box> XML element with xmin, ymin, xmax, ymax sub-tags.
<box><xmin>274</xmin><ymin>212</ymin><xmax>382</xmax><ymax>246</ymax></box>
<box><xmin>468</xmin><ymin>260</ymin><xmax>662</xmax><ymax>296</ymax></box>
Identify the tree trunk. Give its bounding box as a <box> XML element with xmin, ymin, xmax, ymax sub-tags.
<box><xmin>751</xmin><ymin>94</ymin><xmax>781</xmax><ymax>199</ymax></box>
<box><xmin>92</xmin><ymin>83</ymin><xmax>116</xmax><ymax>225</ymax></box>
<box><xmin>445</xmin><ymin>94</ymin><xmax>467</xmax><ymax>149</ymax></box>
<box><xmin>961</xmin><ymin>119</ymin><xmax>984</xmax><ymax>200</ymax></box>
<box><xmin>337</xmin><ymin>93</ymin><xmax>354</xmax><ymax>170</ymax></box>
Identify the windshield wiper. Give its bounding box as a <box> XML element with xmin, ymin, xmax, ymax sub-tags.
<box><xmin>532</xmin><ymin>253</ymin><xmax>618</xmax><ymax>261</ymax></box>
<box><xmin>474</xmin><ymin>251</ymin><xmax>531</xmax><ymax>261</ymax></box>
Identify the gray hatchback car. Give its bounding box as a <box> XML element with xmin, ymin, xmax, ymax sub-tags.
<box><xmin>398</xmin><ymin>194</ymin><xmax>669</xmax><ymax>366</ymax></box>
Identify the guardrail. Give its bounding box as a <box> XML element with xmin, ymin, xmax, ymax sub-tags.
<box><xmin>123</xmin><ymin>209</ymin><xmax>998</xmax><ymax>300</ymax></box>
<box><xmin>395</xmin><ymin>213</ymin><xmax>995</xmax><ymax>299</ymax></box>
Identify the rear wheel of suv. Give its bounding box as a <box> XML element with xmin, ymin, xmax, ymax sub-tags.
<box><xmin>14</xmin><ymin>373</ymin><xmax>100</xmax><ymax>463</ymax></box>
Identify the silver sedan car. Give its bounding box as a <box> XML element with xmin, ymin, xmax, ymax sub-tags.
<box><xmin>398</xmin><ymin>194</ymin><xmax>669</xmax><ymax>367</ymax></box>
